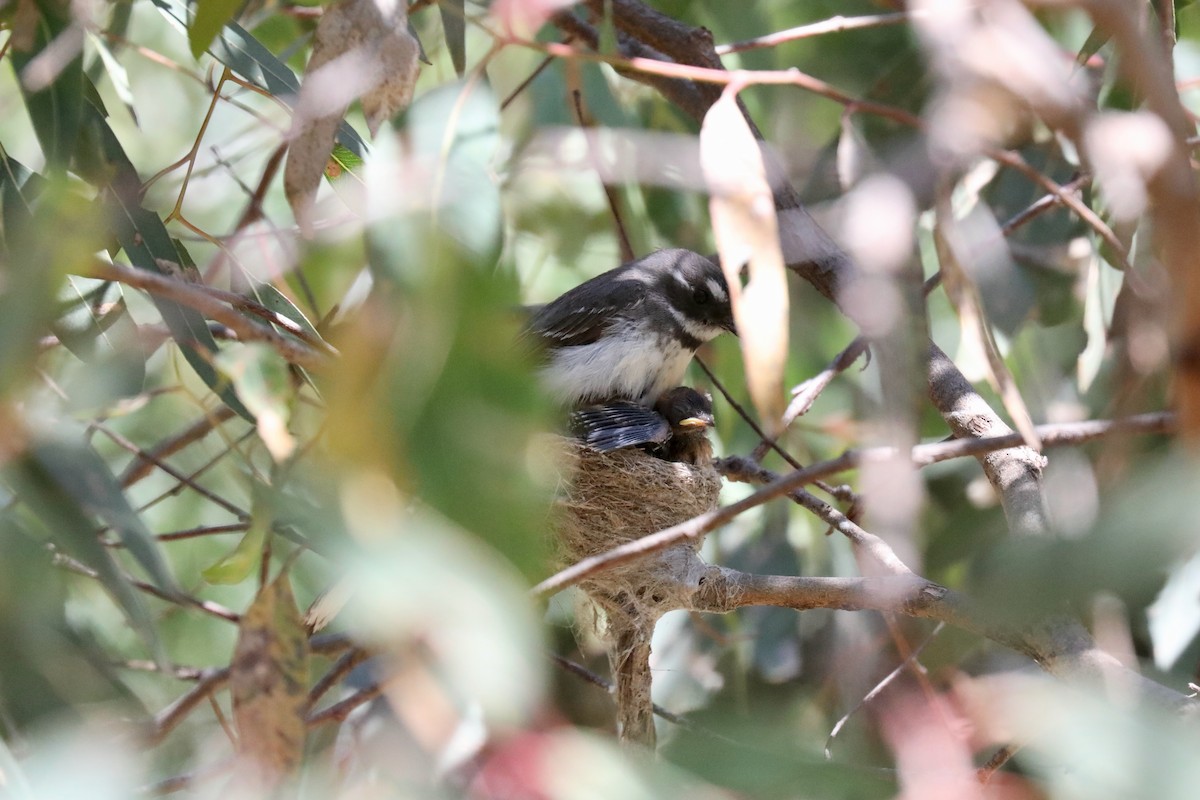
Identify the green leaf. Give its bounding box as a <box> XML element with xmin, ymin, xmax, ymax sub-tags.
<box><xmin>8</xmin><ymin>2</ymin><xmax>85</xmax><ymax>170</ymax></box>
<box><xmin>52</xmin><ymin>285</ymin><xmax>122</xmax><ymax>360</ymax></box>
<box><xmin>251</xmin><ymin>283</ymin><xmax>321</xmax><ymax>336</ymax></box>
<box><xmin>189</xmin><ymin>0</ymin><xmax>244</xmax><ymax>59</ymax></box>
<box><xmin>56</xmin><ymin>292</ymin><xmax>149</xmax><ymax>413</ymax></box>
<box><xmin>31</xmin><ymin>435</ymin><xmax>180</xmax><ymax>596</ymax></box>
<box><xmin>4</xmin><ymin>455</ymin><xmax>162</xmax><ymax>662</ymax></box>
<box><xmin>71</xmin><ymin>94</ymin><xmax>254</xmax><ymax>420</ymax></box>
<box><xmin>86</xmin><ymin>30</ymin><xmax>138</xmax><ymax>124</ymax></box>
<box><xmin>215</xmin><ymin>343</ymin><xmax>296</xmax><ymax>460</ymax></box>
<box><xmin>150</xmin><ymin>0</ymin><xmax>368</xmax><ymax>158</ymax></box>
<box><xmin>107</xmin><ymin>197</ymin><xmax>254</xmax><ymax>421</ymax></box>
<box><xmin>327</xmin><ymin>143</ymin><xmax>364</xmax><ymax>181</ymax></box>
<box><xmin>439</xmin><ymin>0</ymin><xmax>466</xmax><ymax>75</ymax></box>
<box><xmin>0</xmin><ymin>160</ymin><xmax>103</xmax><ymax>397</ymax></box>
<box><xmin>0</xmin><ymin>153</ymin><xmax>41</xmax><ymax>238</ymax></box>
<box><xmin>202</xmin><ymin>521</ymin><xmax>267</xmax><ymax>585</ymax></box>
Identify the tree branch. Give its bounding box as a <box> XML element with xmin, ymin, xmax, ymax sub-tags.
<box><xmin>692</xmin><ymin>567</ymin><xmax>1195</xmax><ymax>711</ymax></box>
<box><xmin>538</xmin><ymin>412</ymin><xmax>1173</xmax><ymax>597</ymax></box>
<box><xmin>82</xmin><ymin>261</ymin><xmax>333</xmax><ymax>371</ymax></box>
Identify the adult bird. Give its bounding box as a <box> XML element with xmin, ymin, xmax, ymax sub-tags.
<box><xmin>525</xmin><ymin>249</ymin><xmax>735</xmax><ymax>408</ymax></box>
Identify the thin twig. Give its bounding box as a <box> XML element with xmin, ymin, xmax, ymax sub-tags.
<box><xmin>155</xmin><ymin>523</ymin><xmax>250</xmax><ymax>543</ymax></box>
<box><xmin>571</xmin><ymin>89</ymin><xmax>635</xmax><ymax>262</ymax></box>
<box><xmin>91</xmin><ymin>422</ymin><xmax>248</xmax><ymax>519</ymax></box>
<box><xmin>761</xmin><ymin>172</ymin><xmax>1091</xmax><ymax>458</ymax></box>
<box><xmin>550</xmin><ymin>654</ymin><xmax>716</xmax><ymax>732</ymax></box>
<box><xmin>134</xmin><ymin>431</ymin><xmax>257</xmax><ymax>515</ymax></box>
<box><xmin>516</xmin><ymin>24</ymin><xmax>1132</xmax><ymax>274</ymax></box>
<box><xmin>763</xmin><ymin>337</ymin><xmax>870</xmax><ymax>457</ymax></box>
<box><xmin>54</xmin><ymin>553</ymin><xmax>241</xmax><ymax>624</ymax></box>
<box><xmin>116</xmin><ymin>661</ymin><xmax>210</xmax><ymax>681</ymax></box>
<box><xmin>306</xmin><ymin>648</ymin><xmax>372</xmax><ymax>711</ymax></box>
<box><xmin>500</xmin><ymin>33</ymin><xmax>573</xmax><ymax>111</ymax></box>
<box><xmin>119</xmin><ymin>406</ymin><xmax>239</xmax><ymax>487</ymax></box>
<box><xmin>306</xmin><ymin>681</ymin><xmax>386</xmax><ymax>727</ymax></box>
<box><xmin>824</xmin><ymin>622</ymin><xmax>945</xmax><ymax>759</ymax></box>
<box><xmin>717</xmin><ymin>12</ymin><xmax>917</xmax><ymax>55</ymax></box>
<box><xmin>146</xmin><ymin>668</ymin><xmax>231</xmax><ymax>745</ymax></box>
<box><xmin>83</xmin><ymin>261</ymin><xmax>332</xmax><ymax>370</ymax></box>
<box><xmin>1000</xmin><ymin>174</ymin><xmax>1091</xmax><ymax>236</ymax></box>
<box><xmin>978</xmin><ymin>743</ymin><xmax>1021</xmax><ymax>783</ymax></box>
<box><xmin>533</xmin><ymin>452</ymin><xmax>857</xmax><ymax>597</ymax></box>
<box><xmin>695</xmin><ymin>358</ymin><xmax>851</xmax><ymax>502</ymax></box>
<box><xmin>140</xmin><ymin>758</ymin><xmax>233</xmax><ymax>796</ymax></box>
<box><xmin>534</xmin><ymin>412</ymin><xmax>1174</xmax><ymax>596</ymax></box>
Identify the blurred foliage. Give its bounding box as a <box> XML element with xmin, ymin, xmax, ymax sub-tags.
<box><xmin>0</xmin><ymin>0</ymin><xmax>1197</xmax><ymax>798</ymax></box>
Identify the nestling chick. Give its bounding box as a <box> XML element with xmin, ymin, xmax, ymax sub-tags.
<box><xmin>571</xmin><ymin>387</ymin><xmax>716</xmax><ymax>466</ymax></box>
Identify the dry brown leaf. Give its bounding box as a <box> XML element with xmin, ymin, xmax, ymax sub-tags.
<box><xmin>285</xmin><ymin>0</ymin><xmax>420</xmax><ymax>233</ymax></box>
<box><xmin>230</xmin><ymin>571</ymin><xmax>310</xmax><ymax>792</ymax></box>
<box><xmin>699</xmin><ymin>86</ymin><xmax>789</xmax><ymax>436</ymax></box>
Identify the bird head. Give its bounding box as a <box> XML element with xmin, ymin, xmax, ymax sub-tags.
<box><xmin>647</xmin><ymin>250</ymin><xmax>737</xmax><ymax>340</ymax></box>
<box><xmin>655</xmin><ymin>387</ymin><xmax>716</xmax><ymax>433</ymax></box>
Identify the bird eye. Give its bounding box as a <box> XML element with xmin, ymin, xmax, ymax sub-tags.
<box><xmin>693</xmin><ymin>286</ymin><xmax>712</xmax><ymax>305</ymax></box>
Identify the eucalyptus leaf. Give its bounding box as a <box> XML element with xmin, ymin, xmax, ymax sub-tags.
<box><xmin>188</xmin><ymin>0</ymin><xmax>244</xmax><ymax>60</ymax></box>
<box><xmin>72</xmin><ymin>95</ymin><xmax>254</xmax><ymax>421</ymax></box>
<box><xmin>31</xmin><ymin>435</ymin><xmax>180</xmax><ymax>596</ymax></box>
<box><xmin>150</xmin><ymin>0</ymin><xmax>367</xmax><ymax>158</ymax></box>
<box><xmin>438</xmin><ymin>0</ymin><xmax>466</xmax><ymax>75</ymax></box>
<box><xmin>4</xmin><ymin>456</ymin><xmax>163</xmax><ymax>663</ymax></box>
<box><xmin>202</xmin><ymin>523</ymin><xmax>267</xmax><ymax>585</ymax></box>
<box><xmin>8</xmin><ymin>2</ymin><xmax>84</xmax><ymax>171</ymax></box>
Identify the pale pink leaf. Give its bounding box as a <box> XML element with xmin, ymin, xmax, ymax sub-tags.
<box><xmin>700</xmin><ymin>86</ymin><xmax>789</xmax><ymax>435</ymax></box>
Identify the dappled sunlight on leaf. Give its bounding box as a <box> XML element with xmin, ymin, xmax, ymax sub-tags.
<box><xmin>700</xmin><ymin>87</ymin><xmax>789</xmax><ymax>436</ymax></box>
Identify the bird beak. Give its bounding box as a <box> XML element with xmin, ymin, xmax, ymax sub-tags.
<box><xmin>677</xmin><ymin>416</ymin><xmax>713</xmax><ymax>430</ymax></box>
<box><xmin>723</xmin><ymin>315</ymin><xmax>738</xmax><ymax>336</ymax></box>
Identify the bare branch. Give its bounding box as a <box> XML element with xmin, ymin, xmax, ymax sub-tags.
<box><xmin>306</xmin><ymin>681</ymin><xmax>386</xmax><ymax>727</ymax></box>
<box><xmin>692</xmin><ymin>567</ymin><xmax>1196</xmax><ymax>711</ymax></box>
<box><xmin>147</xmin><ymin>668</ymin><xmax>231</xmax><ymax>745</ymax></box>
<box><xmin>306</xmin><ymin>647</ymin><xmax>371</xmax><ymax>711</ymax></box>
<box><xmin>91</xmin><ymin>421</ymin><xmax>248</xmax><ymax>519</ymax></box>
<box><xmin>538</xmin><ymin>412</ymin><xmax>1173</xmax><ymax>596</ymax></box>
<box><xmin>82</xmin><ymin>261</ymin><xmax>333</xmax><ymax>370</ymax></box>
<box><xmin>54</xmin><ymin>553</ymin><xmax>241</xmax><ymax>624</ymax></box>
<box><xmin>717</xmin><ymin>12</ymin><xmax>917</xmax><ymax>55</ymax></box>
<box><xmin>119</xmin><ymin>406</ymin><xmax>239</xmax><ymax>487</ymax></box>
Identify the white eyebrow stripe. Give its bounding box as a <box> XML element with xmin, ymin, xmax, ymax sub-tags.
<box><xmin>665</xmin><ymin>303</ymin><xmax>719</xmax><ymax>341</ymax></box>
<box><xmin>707</xmin><ymin>278</ymin><xmax>727</xmax><ymax>302</ymax></box>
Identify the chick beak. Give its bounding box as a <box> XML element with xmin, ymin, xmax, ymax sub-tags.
<box><xmin>677</xmin><ymin>415</ymin><xmax>714</xmax><ymax>430</ymax></box>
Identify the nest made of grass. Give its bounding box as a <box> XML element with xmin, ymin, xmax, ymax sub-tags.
<box><xmin>552</xmin><ymin>439</ymin><xmax>721</xmax><ymax>624</ymax></box>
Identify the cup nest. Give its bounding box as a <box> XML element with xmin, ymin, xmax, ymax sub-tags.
<box><xmin>554</xmin><ymin>440</ymin><xmax>721</xmax><ymax>628</ymax></box>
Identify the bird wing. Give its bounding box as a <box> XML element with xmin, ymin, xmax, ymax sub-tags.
<box><xmin>570</xmin><ymin>402</ymin><xmax>670</xmax><ymax>452</ymax></box>
<box><xmin>524</xmin><ymin>271</ymin><xmax>645</xmax><ymax>348</ymax></box>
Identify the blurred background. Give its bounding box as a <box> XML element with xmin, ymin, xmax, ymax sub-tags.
<box><xmin>1</xmin><ymin>0</ymin><xmax>1199</xmax><ymax>797</ymax></box>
